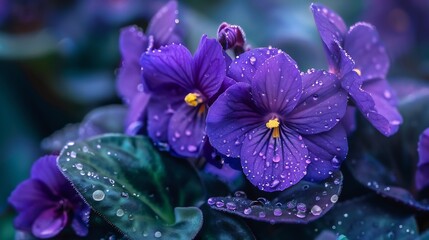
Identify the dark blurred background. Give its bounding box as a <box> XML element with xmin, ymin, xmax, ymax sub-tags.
<box><xmin>1</xmin><ymin>0</ymin><xmax>428</xmax><ymax>216</ymax></box>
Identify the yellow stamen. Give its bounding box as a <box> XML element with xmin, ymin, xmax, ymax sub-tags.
<box><xmin>266</xmin><ymin>118</ymin><xmax>280</xmax><ymax>138</ymax></box>
<box><xmin>353</xmin><ymin>68</ymin><xmax>362</xmax><ymax>76</ymax></box>
<box><xmin>184</xmin><ymin>93</ymin><xmax>202</xmax><ymax>107</ymax></box>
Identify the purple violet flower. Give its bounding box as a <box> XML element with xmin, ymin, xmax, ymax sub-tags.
<box><xmin>8</xmin><ymin>155</ymin><xmax>90</xmax><ymax>239</ymax></box>
<box><xmin>116</xmin><ymin>0</ymin><xmax>180</xmax><ymax>135</ymax></box>
<box><xmin>311</xmin><ymin>3</ymin><xmax>403</xmax><ymax>136</ymax></box>
<box><xmin>416</xmin><ymin>128</ymin><xmax>429</xmax><ymax>191</ymax></box>
<box><xmin>206</xmin><ymin>50</ymin><xmax>348</xmax><ymax>191</ymax></box>
<box><xmin>140</xmin><ymin>35</ymin><xmax>230</xmax><ymax>158</ymax></box>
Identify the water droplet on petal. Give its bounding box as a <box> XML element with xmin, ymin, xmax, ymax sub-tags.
<box><xmin>249</xmin><ymin>56</ymin><xmax>256</xmax><ymax>65</ymax></box>
<box><xmin>187</xmin><ymin>145</ymin><xmax>197</xmax><ymax>152</ymax></box>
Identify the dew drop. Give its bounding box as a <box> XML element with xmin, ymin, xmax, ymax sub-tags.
<box><xmin>75</xmin><ymin>163</ymin><xmax>83</xmax><ymax>170</ymax></box>
<box><xmin>234</xmin><ymin>191</ymin><xmax>247</xmax><ymax>198</ymax></box>
<box><xmin>226</xmin><ymin>202</ymin><xmax>237</xmax><ymax>210</ymax></box>
<box><xmin>296</xmin><ymin>211</ymin><xmax>306</xmax><ymax>218</ymax></box>
<box><xmin>273</xmin><ymin>208</ymin><xmax>283</xmax><ymax>216</ymax></box>
<box><xmin>312</xmin><ymin>94</ymin><xmax>319</xmax><ymax>100</ymax></box>
<box><xmin>154</xmin><ymin>231</ymin><xmax>162</xmax><ymax>238</ymax></box>
<box><xmin>243</xmin><ymin>207</ymin><xmax>252</xmax><ymax>215</ymax></box>
<box><xmin>311</xmin><ymin>205</ymin><xmax>322</xmax><ymax>216</ymax></box>
<box><xmin>330</xmin><ymin>194</ymin><xmax>339</xmax><ymax>203</ymax></box>
<box><xmin>216</xmin><ymin>201</ymin><xmax>225</xmax><ymax>208</ymax></box>
<box><xmin>116</xmin><ymin>209</ymin><xmax>124</xmax><ymax>217</ymax></box>
<box><xmin>272</xmin><ymin>155</ymin><xmax>280</xmax><ymax>163</ymax></box>
<box><xmin>207</xmin><ymin>198</ymin><xmax>215</xmax><ymax>205</ymax></box>
<box><xmin>258</xmin><ymin>212</ymin><xmax>266</xmax><ymax>218</ymax></box>
<box><xmin>92</xmin><ymin>190</ymin><xmax>105</xmax><ymax>201</ymax></box>
<box><xmin>249</xmin><ymin>56</ymin><xmax>256</xmax><ymax>65</ymax></box>
<box><xmin>187</xmin><ymin>145</ymin><xmax>197</xmax><ymax>152</ymax></box>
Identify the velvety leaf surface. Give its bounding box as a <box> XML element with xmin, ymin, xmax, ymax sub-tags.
<box><xmin>57</xmin><ymin>134</ymin><xmax>204</xmax><ymax>239</ymax></box>
<box><xmin>312</xmin><ymin>195</ymin><xmax>418</xmax><ymax>240</ymax></box>
<box><xmin>196</xmin><ymin>204</ymin><xmax>255</xmax><ymax>240</ymax></box>
<box><xmin>208</xmin><ymin>171</ymin><xmax>343</xmax><ymax>224</ymax></box>
<box><xmin>348</xmin><ymin>155</ymin><xmax>429</xmax><ymax>211</ymax></box>
<box><xmin>347</xmin><ymin>82</ymin><xmax>429</xmax><ymax>211</ymax></box>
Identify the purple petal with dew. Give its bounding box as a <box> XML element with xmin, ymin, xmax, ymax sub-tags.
<box><xmin>168</xmin><ymin>103</ymin><xmax>207</xmax><ymax>158</ymax></box>
<box><xmin>71</xmin><ymin>204</ymin><xmax>90</xmax><ymax>237</ymax></box>
<box><xmin>288</xmin><ymin>70</ymin><xmax>347</xmax><ymax>135</ymax></box>
<box><xmin>146</xmin><ymin>0</ymin><xmax>179</xmax><ymax>48</ymax></box>
<box><xmin>342</xmin><ymin>72</ymin><xmax>402</xmax><ymax>136</ymax></box>
<box><xmin>344</xmin><ymin>22</ymin><xmax>390</xmax><ymax>82</ymax></box>
<box><xmin>119</xmin><ymin>25</ymin><xmax>147</xmax><ymax>62</ymax></box>
<box><xmin>363</xmin><ymin>78</ymin><xmax>398</xmax><ymax>106</ymax></box>
<box><xmin>227</xmin><ymin>47</ymin><xmax>281</xmax><ymax>84</ymax></box>
<box><xmin>332</xmin><ymin>42</ymin><xmax>355</xmax><ymax>77</ymax></box>
<box><xmin>240</xmin><ymin>125</ymin><xmax>309</xmax><ymax>192</ymax></box>
<box><xmin>304</xmin><ymin>124</ymin><xmax>348</xmax><ymax>182</ymax></box>
<box><xmin>146</xmin><ymin>95</ymin><xmax>183</xmax><ymax>144</ymax></box>
<box><xmin>251</xmin><ymin>52</ymin><xmax>302</xmax><ymax>115</ymax></box>
<box><xmin>207</xmin><ymin>83</ymin><xmax>263</xmax><ymax>158</ymax></box>
<box><xmin>141</xmin><ymin>44</ymin><xmax>193</xmax><ymax>93</ymax></box>
<box><xmin>31</xmin><ymin>155</ymin><xmax>68</xmax><ymax>197</ymax></box>
<box><xmin>192</xmin><ymin>35</ymin><xmax>226</xmax><ymax>99</ymax></box>
<box><xmin>32</xmin><ymin>207</ymin><xmax>68</xmax><ymax>239</ymax></box>
<box><xmin>416</xmin><ymin>128</ymin><xmax>429</xmax><ymax>191</ymax></box>
<box><xmin>116</xmin><ymin>61</ymin><xmax>142</xmax><ymax>103</ymax></box>
<box><xmin>125</xmin><ymin>93</ymin><xmax>151</xmax><ymax>135</ymax></box>
<box><xmin>310</xmin><ymin>3</ymin><xmax>347</xmax><ymax>54</ymax></box>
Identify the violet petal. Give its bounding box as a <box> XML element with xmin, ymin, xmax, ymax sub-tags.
<box><xmin>32</xmin><ymin>207</ymin><xmax>68</xmax><ymax>239</ymax></box>
<box><xmin>227</xmin><ymin>48</ymin><xmax>281</xmax><ymax>84</ymax></box>
<box><xmin>416</xmin><ymin>128</ymin><xmax>429</xmax><ymax>191</ymax></box>
<box><xmin>192</xmin><ymin>35</ymin><xmax>226</xmax><ymax>99</ymax></box>
<box><xmin>168</xmin><ymin>103</ymin><xmax>207</xmax><ymax>158</ymax></box>
<box><xmin>344</xmin><ymin>23</ymin><xmax>390</xmax><ymax>82</ymax></box>
<box><xmin>206</xmin><ymin>83</ymin><xmax>263</xmax><ymax>158</ymax></box>
<box><xmin>141</xmin><ymin>44</ymin><xmax>193</xmax><ymax>93</ymax></box>
<box><xmin>251</xmin><ymin>52</ymin><xmax>302</xmax><ymax>115</ymax></box>
<box><xmin>146</xmin><ymin>0</ymin><xmax>179</xmax><ymax>48</ymax></box>
<box><xmin>240</xmin><ymin>125</ymin><xmax>309</xmax><ymax>192</ymax></box>
<box><xmin>288</xmin><ymin>70</ymin><xmax>347</xmax><ymax>135</ymax></box>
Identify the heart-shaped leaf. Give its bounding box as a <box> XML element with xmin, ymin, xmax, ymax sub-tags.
<box><xmin>57</xmin><ymin>134</ymin><xmax>204</xmax><ymax>239</ymax></box>
<box><xmin>208</xmin><ymin>171</ymin><xmax>343</xmax><ymax>224</ymax></box>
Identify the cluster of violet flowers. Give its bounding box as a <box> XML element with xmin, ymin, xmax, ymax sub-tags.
<box><xmin>7</xmin><ymin>1</ymin><xmax>414</xmax><ymax>239</ymax></box>
<box><xmin>118</xmin><ymin>1</ymin><xmax>402</xmax><ymax>192</ymax></box>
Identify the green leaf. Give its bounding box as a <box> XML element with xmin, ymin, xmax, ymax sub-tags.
<box><xmin>57</xmin><ymin>134</ymin><xmax>205</xmax><ymax>239</ymax></box>
<box><xmin>196</xmin><ymin>204</ymin><xmax>255</xmax><ymax>240</ymax></box>
<box><xmin>313</xmin><ymin>195</ymin><xmax>418</xmax><ymax>240</ymax></box>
